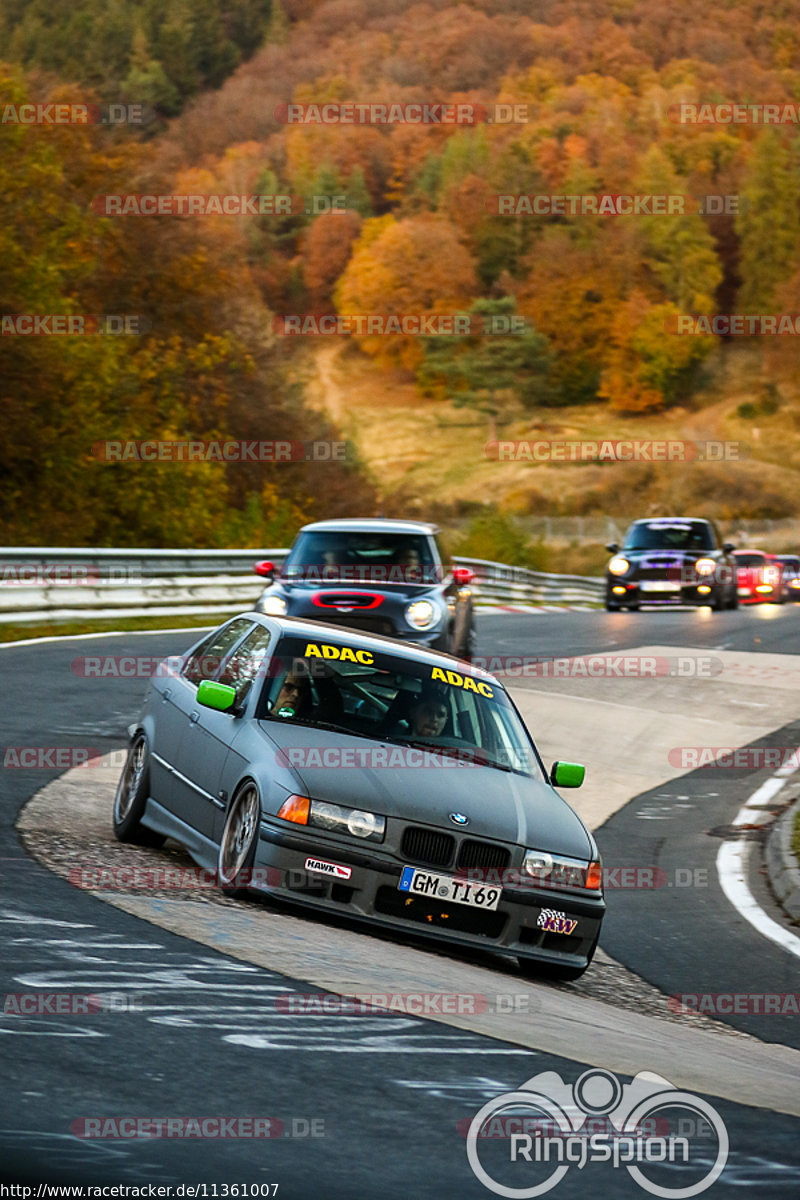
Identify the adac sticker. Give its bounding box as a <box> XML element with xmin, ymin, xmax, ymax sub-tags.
<box><xmin>304</xmin><ymin>642</ymin><xmax>374</xmax><ymax>665</ymax></box>
<box><xmin>304</xmin><ymin>857</ymin><xmax>352</xmax><ymax>880</ymax></box>
<box><xmin>431</xmin><ymin>666</ymin><xmax>493</xmax><ymax>697</ymax></box>
<box><xmin>536</xmin><ymin>908</ymin><xmax>578</xmax><ymax>935</ymax></box>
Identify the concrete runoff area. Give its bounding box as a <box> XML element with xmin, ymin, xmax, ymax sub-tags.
<box><xmin>17</xmin><ymin>645</ymin><xmax>800</xmax><ymax>1117</ymax></box>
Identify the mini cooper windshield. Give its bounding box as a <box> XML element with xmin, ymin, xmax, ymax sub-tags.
<box><xmin>624</xmin><ymin>521</ymin><xmax>715</xmax><ymax>551</ymax></box>
<box><xmin>281</xmin><ymin>530</ymin><xmax>439</xmax><ymax>583</ymax></box>
<box><xmin>258</xmin><ymin>634</ymin><xmax>544</xmax><ymax>779</ymax></box>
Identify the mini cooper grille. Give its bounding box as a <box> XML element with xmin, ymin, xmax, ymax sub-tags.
<box><xmin>318</xmin><ymin>593</ymin><xmax>381</xmax><ymax>609</ymax></box>
<box><xmin>400</xmin><ymin>826</ymin><xmax>455</xmax><ymax>868</ymax></box>
<box><xmin>456</xmin><ymin>840</ymin><xmax>510</xmax><ymax>874</ymax></box>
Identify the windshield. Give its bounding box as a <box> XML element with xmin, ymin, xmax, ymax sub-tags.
<box><xmin>735</xmin><ymin>553</ymin><xmax>766</xmax><ymax>567</ymax></box>
<box><xmin>281</xmin><ymin>530</ymin><xmax>440</xmax><ymax>584</ymax></box>
<box><xmin>257</xmin><ymin>634</ymin><xmax>544</xmax><ymax>778</ymax></box>
<box><xmin>623</xmin><ymin>521</ymin><xmax>715</xmax><ymax>551</ymax></box>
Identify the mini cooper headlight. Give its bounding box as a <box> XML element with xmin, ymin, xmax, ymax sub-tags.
<box><xmin>694</xmin><ymin>558</ymin><xmax>716</xmax><ymax>576</ymax></box>
<box><xmin>405</xmin><ymin>599</ymin><xmax>438</xmax><ymax>630</ymax></box>
<box><xmin>607</xmin><ymin>557</ymin><xmax>630</xmax><ymax>576</ymax></box>
<box><xmin>310</xmin><ymin>799</ymin><xmax>385</xmax><ymax>843</ymax></box>
<box><xmin>261</xmin><ymin>594</ymin><xmax>287</xmax><ymax>615</ymax></box>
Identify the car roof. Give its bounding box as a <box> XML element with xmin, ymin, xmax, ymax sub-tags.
<box><xmin>236</xmin><ymin>611</ymin><xmax>499</xmax><ymax>683</ymax></box>
<box><xmin>629</xmin><ymin>517</ymin><xmax>712</xmax><ymax>525</ymax></box>
<box><xmin>298</xmin><ymin>518</ymin><xmax>440</xmax><ymax>536</ymax></box>
<box><xmin>733</xmin><ymin>548</ymin><xmax>766</xmax><ymax>554</ymax></box>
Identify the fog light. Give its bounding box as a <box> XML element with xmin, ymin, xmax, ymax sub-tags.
<box><xmin>697</xmin><ymin>585</ymin><xmax>711</xmax><ymax>595</ymax></box>
<box><xmin>756</xmin><ymin>584</ymin><xmax>772</xmax><ymax>593</ymax></box>
<box><xmin>612</xmin><ymin>586</ymin><xmax>626</xmax><ymax>595</ymax></box>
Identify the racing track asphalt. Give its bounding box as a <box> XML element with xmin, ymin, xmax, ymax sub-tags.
<box><xmin>1</xmin><ymin>610</ymin><xmax>799</xmax><ymax>1195</ymax></box>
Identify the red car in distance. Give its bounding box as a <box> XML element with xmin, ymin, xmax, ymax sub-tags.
<box><xmin>733</xmin><ymin>549</ymin><xmax>782</xmax><ymax>604</ymax></box>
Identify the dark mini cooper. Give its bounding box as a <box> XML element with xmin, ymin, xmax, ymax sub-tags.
<box><xmin>605</xmin><ymin>518</ymin><xmax>738</xmax><ymax>611</ymax></box>
<box><xmin>254</xmin><ymin>518</ymin><xmax>476</xmax><ymax>659</ymax></box>
<box><xmin>114</xmin><ymin>615</ymin><xmax>605</xmax><ymax>980</ymax></box>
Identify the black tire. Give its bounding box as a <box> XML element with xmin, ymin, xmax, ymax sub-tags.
<box><xmin>112</xmin><ymin>732</ymin><xmax>166</xmax><ymax>846</ymax></box>
<box><xmin>728</xmin><ymin>587</ymin><xmax>739</xmax><ymax>610</ymax></box>
<box><xmin>217</xmin><ymin>782</ymin><xmax>260</xmax><ymax>896</ymax></box>
<box><xmin>626</xmin><ymin>604</ymin><xmax>639</xmax><ymax>612</ymax></box>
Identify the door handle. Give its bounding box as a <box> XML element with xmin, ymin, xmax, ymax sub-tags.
<box><xmin>190</xmin><ymin>711</ymin><xmax>199</xmax><ymax>723</ymax></box>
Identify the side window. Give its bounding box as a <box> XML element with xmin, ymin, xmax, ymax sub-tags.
<box><xmin>218</xmin><ymin>626</ymin><xmax>273</xmax><ymax>706</ymax></box>
<box><xmin>183</xmin><ymin>619</ymin><xmax>252</xmax><ymax>686</ymax></box>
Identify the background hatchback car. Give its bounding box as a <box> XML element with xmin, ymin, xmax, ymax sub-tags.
<box><xmin>773</xmin><ymin>554</ymin><xmax>800</xmax><ymax>601</ymax></box>
<box><xmin>605</xmin><ymin>517</ymin><xmax>737</xmax><ymax>611</ymax></box>
<box><xmin>113</xmin><ymin>614</ymin><xmax>605</xmax><ymax>981</ymax></box>
<box><xmin>254</xmin><ymin>518</ymin><xmax>476</xmax><ymax>659</ymax></box>
<box><xmin>733</xmin><ymin>549</ymin><xmax>781</xmax><ymax>604</ymax></box>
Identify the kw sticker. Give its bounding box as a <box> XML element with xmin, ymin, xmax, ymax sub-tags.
<box><xmin>431</xmin><ymin>667</ymin><xmax>493</xmax><ymax>697</ymax></box>
<box><xmin>536</xmin><ymin>908</ymin><xmax>578</xmax><ymax>935</ymax></box>
<box><xmin>303</xmin><ymin>643</ymin><xmax>374</xmax><ymax>665</ymax></box>
<box><xmin>304</xmin><ymin>857</ymin><xmax>352</xmax><ymax>880</ymax></box>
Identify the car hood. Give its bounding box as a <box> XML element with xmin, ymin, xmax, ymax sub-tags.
<box><xmin>258</xmin><ymin>722</ymin><xmax>593</xmax><ymax>860</ymax></box>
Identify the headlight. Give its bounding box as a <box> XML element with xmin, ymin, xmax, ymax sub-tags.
<box><xmin>310</xmin><ymin>799</ymin><xmax>385</xmax><ymax>843</ymax></box>
<box><xmin>694</xmin><ymin>558</ymin><xmax>716</xmax><ymax>576</ymax></box>
<box><xmin>405</xmin><ymin>599</ymin><xmax>439</xmax><ymax>630</ymax></box>
<box><xmin>607</xmin><ymin>557</ymin><xmax>630</xmax><ymax>576</ymax></box>
<box><xmin>261</xmin><ymin>594</ymin><xmax>287</xmax><ymax>615</ymax></box>
<box><xmin>522</xmin><ymin>849</ymin><xmax>603</xmax><ymax>892</ymax></box>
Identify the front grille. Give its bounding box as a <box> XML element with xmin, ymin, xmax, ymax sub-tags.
<box><xmin>375</xmin><ymin>886</ymin><xmax>507</xmax><ymax>938</ymax></box>
<box><xmin>456</xmin><ymin>840</ymin><xmax>510</xmax><ymax>874</ymax></box>
<box><xmin>317</xmin><ymin>592</ymin><xmax>382</xmax><ymax>609</ymax></box>
<box><xmin>401</xmin><ymin>826</ymin><xmax>455</xmax><ymax>868</ymax></box>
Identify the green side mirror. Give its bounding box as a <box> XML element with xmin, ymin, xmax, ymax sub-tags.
<box><xmin>550</xmin><ymin>761</ymin><xmax>585</xmax><ymax>788</ymax></box>
<box><xmin>197</xmin><ymin>679</ymin><xmax>237</xmax><ymax>712</ymax></box>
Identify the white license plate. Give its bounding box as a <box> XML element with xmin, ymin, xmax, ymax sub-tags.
<box><xmin>398</xmin><ymin>866</ymin><xmax>501</xmax><ymax>909</ymax></box>
<box><xmin>737</xmin><ymin>587</ymin><xmax>749</xmax><ymax>595</ymax></box>
<box><xmin>640</xmin><ymin>580</ymin><xmax>681</xmax><ymax>592</ymax></box>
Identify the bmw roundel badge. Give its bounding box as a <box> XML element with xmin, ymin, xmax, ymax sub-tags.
<box><xmin>449</xmin><ymin>812</ymin><xmax>469</xmax><ymax>826</ymax></box>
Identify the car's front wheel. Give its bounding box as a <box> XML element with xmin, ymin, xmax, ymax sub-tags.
<box><xmin>112</xmin><ymin>732</ymin><xmax>165</xmax><ymax>846</ymax></box>
<box><xmin>218</xmin><ymin>782</ymin><xmax>260</xmax><ymax>896</ymax></box>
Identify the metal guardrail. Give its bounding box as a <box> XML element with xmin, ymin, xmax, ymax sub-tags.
<box><xmin>0</xmin><ymin>547</ymin><xmax>603</xmax><ymax>624</ymax></box>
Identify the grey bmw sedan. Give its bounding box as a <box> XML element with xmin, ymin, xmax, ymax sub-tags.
<box><xmin>114</xmin><ymin>614</ymin><xmax>605</xmax><ymax>980</ymax></box>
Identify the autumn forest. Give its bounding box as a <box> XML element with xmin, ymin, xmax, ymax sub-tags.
<box><xmin>3</xmin><ymin>0</ymin><xmax>800</xmax><ymax>545</ymax></box>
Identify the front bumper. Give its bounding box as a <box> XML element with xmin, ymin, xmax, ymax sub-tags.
<box><xmin>252</xmin><ymin>821</ymin><xmax>605</xmax><ymax>970</ymax></box>
<box><xmin>606</xmin><ymin>580</ymin><xmax>721</xmax><ymax>606</ymax></box>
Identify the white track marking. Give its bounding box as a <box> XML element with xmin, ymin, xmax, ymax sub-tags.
<box><xmin>716</xmin><ymin>745</ymin><xmax>800</xmax><ymax>959</ymax></box>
